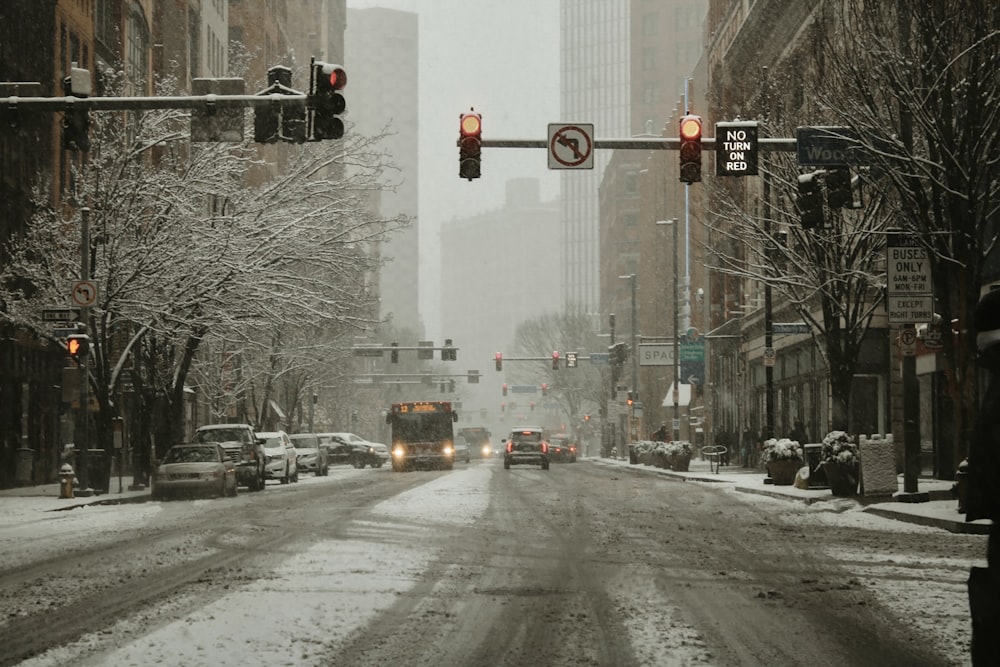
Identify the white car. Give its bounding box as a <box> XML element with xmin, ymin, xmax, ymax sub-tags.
<box><xmin>258</xmin><ymin>430</ymin><xmax>299</xmax><ymax>484</ymax></box>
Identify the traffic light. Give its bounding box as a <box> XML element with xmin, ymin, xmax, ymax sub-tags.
<box><xmin>530</xmin><ymin>401</ymin><xmax>535</xmax><ymax>412</ymax></box>
<box><xmin>678</xmin><ymin>113</ymin><xmax>702</xmax><ymax>184</ymax></box>
<box><xmin>255</xmin><ymin>66</ymin><xmax>305</xmax><ymax>143</ymax></box>
<box><xmin>826</xmin><ymin>168</ymin><xmax>852</xmax><ymax>209</ymax></box>
<box><xmin>541</xmin><ymin>383</ymin><xmax>548</xmax><ymax>396</ymax></box>
<box><xmin>495</xmin><ymin>352</ymin><xmax>502</xmax><ymax>371</ymax></box>
<box><xmin>797</xmin><ymin>172</ymin><xmax>824</xmax><ymax>229</ymax></box>
<box><xmin>66</xmin><ymin>333</ymin><xmax>90</xmax><ymax>361</ymax></box>
<box><xmin>627</xmin><ymin>391</ymin><xmax>634</xmax><ymax>407</ymax></box>
<box><xmin>459</xmin><ymin>109</ymin><xmax>482</xmax><ymax>180</ymax></box>
<box><xmin>310</xmin><ymin>61</ymin><xmax>346</xmax><ymax>141</ymax></box>
<box><xmin>442</xmin><ymin>338</ymin><xmax>456</xmax><ymax>361</ymax></box>
<box><xmin>551</xmin><ymin>351</ymin><xmax>560</xmax><ymax>370</ymax></box>
<box><xmin>62</xmin><ymin>65</ymin><xmax>91</xmax><ymax>152</ymax></box>
<box><xmin>390</xmin><ymin>342</ymin><xmax>399</xmax><ymax>363</ymax></box>
<box><xmin>502</xmin><ymin>383</ymin><xmax>508</xmax><ymax>396</ymax></box>
<box><xmin>449</xmin><ymin>379</ymin><xmax>456</xmax><ymax>393</ymax></box>
<box><xmin>584</xmin><ymin>414</ymin><xmax>591</xmax><ymax>422</ymax></box>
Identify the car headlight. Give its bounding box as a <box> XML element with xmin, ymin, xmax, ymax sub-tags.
<box><xmin>443</xmin><ymin>445</ymin><xmax>454</xmax><ymax>456</ymax></box>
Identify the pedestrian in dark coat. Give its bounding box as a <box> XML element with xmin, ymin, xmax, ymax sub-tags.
<box><xmin>967</xmin><ymin>288</ymin><xmax>1000</xmax><ymax>664</ymax></box>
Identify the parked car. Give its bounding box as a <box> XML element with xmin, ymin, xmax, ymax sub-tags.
<box><xmin>258</xmin><ymin>430</ymin><xmax>299</xmax><ymax>484</ymax></box>
<box><xmin>319</xmin><ymin>432</ymin><xmax>383</xmax><ymax>468</ymax></box>
<box><xmin>503</xmin><ymin>426</ymin><xmax>550</xmax><ymax>470</ymax></box>
<box><xmin>548</xmin><ymin>434</ymin><xmax>578</xmax><ymax>463</ymax></box>
<box><xmin>152</xmin><ymin>443</ymin><xmax>237</xmax><ymax>500</ymax></box>
<box><xmin>193</xmin><ymin>423</ymin><xmax>266</xmax><ymax>491</ymax></box>
<box><xmin>288</xmin><ymin>433</ymin><xmax>329</xmax><ymax>476</ymax></box>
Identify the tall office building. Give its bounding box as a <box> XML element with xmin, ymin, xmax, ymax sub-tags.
<box><xmin>346</xmin><ymin>8</ymin><xmax>420</xmax><ymax>332</ymax></box>
<box><xmin>560</xmin><ymin>0</ymin><xmax>631</xmax><ymax>311</ymax></box>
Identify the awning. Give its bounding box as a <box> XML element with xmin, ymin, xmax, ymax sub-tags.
<box><xmin>661</xmin><ymin>382</ymin><xmax>693</xmax><ymax>408</ymax></box>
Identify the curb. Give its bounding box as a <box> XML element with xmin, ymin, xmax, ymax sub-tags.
<box><xmin>50</xmin><ymin>493</ymin><xmax>151</xmax><ymax>512</ymax></box>
<box><xmin>864</xmin><ymin>505</ymin><xmax>992</xmax><ymax>535</ymax></box>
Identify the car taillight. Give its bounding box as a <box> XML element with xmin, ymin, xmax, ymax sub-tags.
<box><xmin>506</xmin><ymin>442</ymin><xmax>513</xmax><ymax>453</ymax></box>
<box><xmin>570</xmin><ymin>446</ymin><xmax>576</xmax><ymax>453</ymax></box>
<box><xmin>542</xmin><ymin>442</ymin><xmax>549</xmax><ymax>454</ymax></box>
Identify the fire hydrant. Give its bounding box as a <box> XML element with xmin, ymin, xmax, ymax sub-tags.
<box><xmin>59</xmin><ymin>463</ymin><xmax>77</xmax><ymax>499</ymax></box>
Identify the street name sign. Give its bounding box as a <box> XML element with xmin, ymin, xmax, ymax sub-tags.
<box><xmin>796</xmin><ymin>126</ymin><xmax>863</xmax><ymax>166</ymax></box>
<box><xmin>589</xmin><ymin>352</ymin><xmax>609</xmax><ymax>365</ymax></box>
<box><xmin>715</xmin><ymin>121</ymin><xmax>758</xmax><ymax>176</ymax></box>
<box><xmin>773</xmin><ymin>322</ymin><xmax>810</xmax><ymax>335</ymax></box>
<box><xmin>510</xmin><ymin>384</ymin><xmax>537</xmax><ymax>394</ymax></box>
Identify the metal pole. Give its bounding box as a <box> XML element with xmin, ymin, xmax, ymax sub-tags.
<box><xmin>630</xmin><ymin>275</ymin><xmax>639</xmax><ymax>443</ymax></box>
<box><xmin>673</xmin><ymin>221</ymin><xmax>680</xmax><ymax>442</ymax></box>
<box><xmin>77</xmin><ymin>207</ymin><xmax>91</xmax><ymax>492</ymax></box>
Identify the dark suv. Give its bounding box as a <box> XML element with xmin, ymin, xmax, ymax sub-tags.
<box><xmin>193</xmin><ymin>424</ymin><xmax>267</xmax><ymax>491</ymax></box>
<box><xmin>322</xmin><ymin>434</ymin><xmax>383</xmax><ymax>469</ymax></box>
<box><xmin>503</xmin><ymin>426</ymin><xmax>550</xmax><ymax>470</ymax></box>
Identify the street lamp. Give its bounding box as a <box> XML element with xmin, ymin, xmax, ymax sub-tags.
<box><xmin>657</xmin><ymin>219</ymin><xmax>680</xmax><ymax>442</ymax></box>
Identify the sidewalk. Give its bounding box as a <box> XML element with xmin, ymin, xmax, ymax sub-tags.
<box><xmin>597</xmin><ymin>456</ymin><xmax>993</xmax><ymax>535</ymax></box>
<box><xmin>0</xmin><ymin>478</ymin><xmax>151</xmax><ymax>513</ymax></box>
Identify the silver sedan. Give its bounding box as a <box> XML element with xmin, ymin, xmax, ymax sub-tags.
<box><xmin>152</xmin><ymin>444</ymin><xmax>238</xmax><ymax>500</ymax></box>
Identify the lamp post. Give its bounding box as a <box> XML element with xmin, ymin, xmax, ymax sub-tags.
<box><xmin>657</xmin><ymin>219</ymin><xmax>680</xmax><ymax>442</ymax></box>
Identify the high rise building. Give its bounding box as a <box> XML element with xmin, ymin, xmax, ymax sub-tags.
<box><xmin>559</xmin><ymin>0</ymin><xmax>631</xmax><ymax>311</ymax></box>
<box><xmin>346</xmin><ymin>7</ymin><xmax>420</xmax><ymax>333</ymax></box>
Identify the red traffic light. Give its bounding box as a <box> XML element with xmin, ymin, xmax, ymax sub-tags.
<box><xmin>460</xmin><ymin>113</ymin><xmax>482</xmax><ymax>136</ymax></box>
<box><xmin>66</xmin><ymin>333</ymin><xmax>90</xmax><ymax>358</ymax></box>
<box><xmin>320</xmin><ymin>63</ymin><xmax>347</xmax><ymax>91</ymax></box>
<box><xmin>551</xmin><ymin>351</ymin><xmax>560</xmax><ymax>370</ymax></box>
<box><xmin>495</xmin><ymin>352</ymin><xmax>503</xmax><ymax>371</ymax></box>
<box><xmin>502</xmin><ymin>383</ymin><xmax>508</xmax><ymax>396</ymax></box>
<box><xmin>679</xmin><ymin>114</ymin><xmax>702</xmax><ymax>140</ymax></box>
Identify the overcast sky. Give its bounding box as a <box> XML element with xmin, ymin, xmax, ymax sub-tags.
<box><xmin>346</xmin><ymin>0</ymin><xmax>561</xmax><ymax>339</ymax></box>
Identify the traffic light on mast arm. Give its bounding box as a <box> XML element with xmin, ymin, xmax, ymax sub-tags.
<box><xmin>495</xmin><ymin>352</ymin><xmax>503</xmax><ymax>371</ymax></box>
<box><xmin>551</xmin><ymin>351</ymin><xmax>560</xmax><ymax>370</ymax></box>
<box><xmin>797</xmin><ymin>172</ymin><xmax>824</xmax><ymax>229</ymax></box>
<box><xmin>62</xmin><ymin>65</ymin><xmax>92</xmax><ymax>152</ymax></box>
<box><xmin>678</xmin><ymin>113</ymin><xmax>702</xmax><ymax>184</ymax></box>
<box><xmin>310</xmin><ymin>60</ymin><xmax>346</xmax><ymax>141</ymax></box>
<box><xmin>459</xmin><ymin>109</ymin><xmax>482</xmax><ymax>180</ymax></box>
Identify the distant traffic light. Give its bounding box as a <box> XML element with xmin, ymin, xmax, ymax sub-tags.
<box><xmin>62</xmin><ymin>65</ymin><xmax>91</xmax><ymax>152</ymax></box>
<box><xmin>448</xmin><ymin>379</ymin><xmax>456</xmax><ymax>393</ymax></box>
<box><xmin>459</xmin><ymin>110</ymin><xmax>482</xmax><ymax>180</ymax></box>
<box><xmin>797</xmin><ymin>172</ymin><xmax>824</xmax><ymax>229</ymax></box>
<box><xmin>390</xmin><ymin>341</ymin><xmax>399</xmax><ymax>363</ymax></box>
<box><xmin>66</xmin><ymin>333</ymin><xmax>90</xmax><ymax>361</ymax></box>
<box><xmin>678</xmin><ymin>113</ymin><xmax>702</xmax><ymax>184</ymax></box>
<box><xmin>627</xmin><ymin>391</ymin><xmax>634</xmax><ymax>407</ymax></box>
<box><xmin>442</xmin><ymin>338</ymin><xmax>457</xmax><ymax>361</ymax></box>
<box><xmin>826</xmin><ymin>167</ymin><xmax>852</xmax><ymax>209</ymax></box>
<box><xmin>551</xmin><ymin>351</ymin><xmax>560</xmax><ymax>370</ymax></box>
<box><xmin>502</xmin><ymin>383</ymin><xmax>508</xmax><ymax>396</ymax></box>
<box><xmin>310</xmin><ymin>60</ymin><xmax>346</xmax><ymax>141</ymax></box>
<box><xmin>541</xmin><ymin>383</ymin><xmax>548</xmax><ymax>396</ymax></box>
<box><xmin>530</xmin><ymin>401</ymin><xmax>535</xmax><ymax>412</ymax></box>
<box><xmin>495</xmin><ymin>352</ymin><xmax>503</xmax><ymax>371</ymax></box>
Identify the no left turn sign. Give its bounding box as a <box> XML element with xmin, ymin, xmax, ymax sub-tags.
<box><xmin>71</xmin><ymin>280</ymin><xmax>98</xmax><ymax>307</ymax></box>
<box><xmin>548</xmin><ymin>123</ymin><xmax>594</xmax><ymax>169</ymax></box>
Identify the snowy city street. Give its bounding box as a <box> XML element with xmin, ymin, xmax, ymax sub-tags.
<box><xmin>0</xmin><ymin>459</ymin><xmax>984</xmax><ymax>666</ymax></box>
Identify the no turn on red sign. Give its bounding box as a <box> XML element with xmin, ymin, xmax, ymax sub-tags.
<box><xmin>548</xmin><ymin>123</ymin><xmax>594</xmax><ymax>169</ymax></box>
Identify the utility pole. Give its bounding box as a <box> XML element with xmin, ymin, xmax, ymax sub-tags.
<box><xmin>657</xmin><ymin>219</ymin><xmax>681</xmax><ymax>441</ymax></box>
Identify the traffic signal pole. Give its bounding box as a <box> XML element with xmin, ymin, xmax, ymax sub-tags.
<box><xmin>77</xmin><ymin>207</ymin><xmax>91</xmax><ymax>493</ymax></box>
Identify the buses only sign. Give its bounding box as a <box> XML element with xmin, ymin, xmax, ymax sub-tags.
<box><xmin>715</xmin><ymin>121</ymin><xmax>759</xmax><ymax>176</ymax></box>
